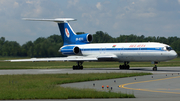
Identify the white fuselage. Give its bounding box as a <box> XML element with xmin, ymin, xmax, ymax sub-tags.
<box><xmin>69</xmin><ymin>42</ymin><xmax>177</xmax><ymax>62</ymax></box>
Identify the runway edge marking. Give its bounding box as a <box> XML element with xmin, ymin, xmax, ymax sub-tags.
<box><xmin>119</xmin><ymin>76</ymin><xmax>180</xmax><ymax>94</ymax></box>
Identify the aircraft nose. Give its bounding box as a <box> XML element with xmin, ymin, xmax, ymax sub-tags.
<box><xmin>170</xmin><ymin>50</ymin><xmax>178</xmax><ymax>59</ymax></box>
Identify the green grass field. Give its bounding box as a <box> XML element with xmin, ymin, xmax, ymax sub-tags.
<box><xmin>0</xmin><ymin>57</ymin><xmax>157</xmax><ymax>99</ymax></box>
<box><xmin>0</xmin><ymin>57</ymin><xmax>180</xmax><ymax>69</ymax></box>
<box><xmin>0</xmin><ymin>72</ymin><xmax>151</xmax><ymax>99</ymax></box>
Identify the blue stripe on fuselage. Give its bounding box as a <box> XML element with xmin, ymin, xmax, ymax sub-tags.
<box><xmin>81</xmin><ymin>47</ymin><xmax>163</xmax><ymax>51</ymax></box>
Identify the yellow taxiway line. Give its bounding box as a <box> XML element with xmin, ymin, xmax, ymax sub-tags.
<box><xmin>119</xmin><ymin>76</ymin><xmax>180</xmax><ymax>94</ymax></box>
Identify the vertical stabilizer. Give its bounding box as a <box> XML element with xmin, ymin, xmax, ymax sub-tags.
<box><xmin>23</xmin><ymin>18</ymin><xmax>92</xmax><ymax>45</ymax></box>
<box><xmin>57</xmin><ymin>22</ymin><xmax>77</xmax><ymax>45</ymax></box>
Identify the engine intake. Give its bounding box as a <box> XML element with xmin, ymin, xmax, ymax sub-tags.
<box><xmin>60</xmin><ymin>46</ymin><xmax>80</xmax><ymax>55</ymax></box>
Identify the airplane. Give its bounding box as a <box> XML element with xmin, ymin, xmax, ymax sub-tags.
<box><xmin>6</xmin><ymin>18</ymin><xmax>178</xmax><ymax>71</ymax></box>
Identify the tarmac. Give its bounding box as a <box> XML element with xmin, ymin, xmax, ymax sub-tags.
<box><xmin>1</xmin><ymin>67</ymin><xmax>180</xmax><ymax>101</ymax></box>
<box><xmin>0</xmin><ymin>67</ymin><xmax>180</xmax><ymax>75</ymax></box>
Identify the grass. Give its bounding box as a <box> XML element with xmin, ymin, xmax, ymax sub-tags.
<box><xmin>0</xmin><ymin>57</ymin><xmax>180</xmax><ymax>69</ymax></box>
<box><xmin>0</xmin><ymin>72</ymin><xmax>151</xmax><ymax>99</ymax></box>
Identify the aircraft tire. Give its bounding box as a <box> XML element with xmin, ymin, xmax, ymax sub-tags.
<box><xmin>80</xmin><ymin>66</ymin><xmax>83</xmax><ymax>70</ymax></box>
<box><xmin>73</xmin><ymin>65</ymin><xmax>83</xmax><ymax>70</ymax></box>
<box><xmin>73</xmin><ymin>65</ymin><xmax>76</xmax><ymax>70</ymax></box>
<box><xmin>127</xmin><ymin>65</ymin><xmax>130</xmax><ymax>69</ymax></box>
<box><xmin>123</xmin><ymin>66</ymin><xmax>125</xmax><ymax>69</ymax></box>
<box><xmin>119</xmin><ymin>65</ymin><xmax>122</xmax><ymax>69</ymax></box>
<box><xmin>119</xmin><ymin>65</ymin><xmax>125</xmax><ymax>69</ymax></box>
<box><xmin>119</xmin><ymin>65</ymin><xmax>130</xmax><ymax>70</ymax></box>
<box><xmin>153</xmin><ymin>67</ymin><xmax>157</xmax><ymax>71</ymax></box>
<box><xmin>120</xmin><ymin>65</ymin><xmax>130</xmax><ymax>70</ymax></box>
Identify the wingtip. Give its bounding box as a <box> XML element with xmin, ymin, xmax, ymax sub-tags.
<box><xmin>22</xmin><ymin>18</ymin><xmax>33</xmax><ymax>20</ymax></box>
<box><xmin>2</xmin><ymin>60</ymin><xmax>11</xmax><ymax>62</ymax></box>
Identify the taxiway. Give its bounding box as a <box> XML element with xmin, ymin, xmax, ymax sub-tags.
<box><xmin>0</xmin><ymin>67</ymin><xmax>180</xmax><ymax>75</ymax></box>
<box><xmin>0</xmin><ymin>67</ymin><xmax>180</xmax><ymax>101</ymax></box>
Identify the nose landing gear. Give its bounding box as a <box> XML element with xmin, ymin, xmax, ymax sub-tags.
<box><xmin>152</xmin><ymin>62</ymin><xmax>158</xmax><ymax>71</ymax></box>
<box><xmin>152</xmin><ymin>65</ymin><xmax>157</xmax><ymax>71</ymax></box>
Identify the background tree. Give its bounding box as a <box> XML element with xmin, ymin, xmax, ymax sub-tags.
<box><xmin>0</xmin><ymin>31</ymin><xmax>180</xmax><ymax>57</ymax></box>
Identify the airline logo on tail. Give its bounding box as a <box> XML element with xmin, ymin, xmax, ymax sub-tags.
<box><xmin>65</xmin><ymin>28</ymin><xmax>70</xmax><ymax>38</ymax></box>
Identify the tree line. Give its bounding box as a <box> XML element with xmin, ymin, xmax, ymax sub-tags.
<box><xmin>0</xmin><ymin>31</ymin><xmax>180</xmax><ymax>57</ymax></box>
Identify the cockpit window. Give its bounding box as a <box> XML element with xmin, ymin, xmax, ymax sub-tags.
<box><xmin>166</xmin><ymin>46</ymin><xmax>173</xmax><ymax>51</ymax></box>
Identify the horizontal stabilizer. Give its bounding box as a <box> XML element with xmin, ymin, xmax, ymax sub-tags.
<box><xmin>22</xmin><ymin>18</ymin><xmax>76</xmax><ymax>23</ymax></box>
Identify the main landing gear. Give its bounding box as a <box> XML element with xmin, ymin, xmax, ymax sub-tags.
<box><xmin>152</xmin><ymin>62</ymin><xmax>158</xmax><ymax>71</ymax></box>
<box><xmin>119</xmin><ymin>62</ymin><xmax>130</xmax><ymax>70</ymax></box>
<box><xmin>73</xmin><ymin>61</ymin><xmax>83</xmax><ymax>70</ymax></box>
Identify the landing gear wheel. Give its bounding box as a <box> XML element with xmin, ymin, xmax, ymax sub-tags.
<box><xmin>73</xmin><ymin>65</ymin><xmax>77</xmax><ymax>70</ymax></box>
<box><xmin>153</xmin><ymin>67</ymin><xmax>157</xmax><ymax>71</ymax></box>
<box><xmin>153</xmin><ymin>65</ymin><xmax>157</xmax><ymax>71</ymax></box>
<box><xmin>119</xmin><ymin>65</ymin><xmax>122</xmax><ymax>69</ymax></box>
<box><xmin>119</xmin><ymin>62</ymin><xmax>130</xmax><ymax>70</ymax></box>
<box><xmin>127</xmin><ymin>65</ymin><xmax>130</xmax><ymax>69</ymax></box>
<box><xmin>80</xmin><ymin>66</ymin><xmax>83</xmax><ymax>70</ymax></box>
<box><xmin>72</xmin><ymin>61</ymin><xmax>84</xmax><ymax>70</ymax></box>
<box><xmin>152</xmin><ymin>62</ymin><xmax>158</xmax><ymax>71</ymax></box>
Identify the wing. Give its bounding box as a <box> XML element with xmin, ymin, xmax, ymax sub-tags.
<box><xmin>5</xmin><ymin>55</ymin><xmax>118</xmax><ymax>62</ymax></box>
<box><xmin>5</xmin><ymin>56</ymin><xmax>97</xmax><ymax>62</ymax></box>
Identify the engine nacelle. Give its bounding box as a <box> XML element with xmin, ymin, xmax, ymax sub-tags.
<box><xmin>75</xmin><ymin>33</ymin><xmax>93</xmax><ymax>44</ymax></box>
<box><xmin>60</xmin><ymin>46</ymin><xmax>80</xmax><ymax>55</ymax></box>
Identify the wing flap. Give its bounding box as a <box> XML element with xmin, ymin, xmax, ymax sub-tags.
<box><xmin>97</xmin><ymin>55</ymin><xmax>118</xmax><ymax>61</ymax></box>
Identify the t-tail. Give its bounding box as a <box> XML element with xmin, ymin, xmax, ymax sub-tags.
<box><xmin>23</xmin><ymin>18</ymin><xmax>93</xmax><ymax>45</ymax></box>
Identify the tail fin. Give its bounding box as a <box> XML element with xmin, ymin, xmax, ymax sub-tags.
<box><xmin>23</xmin><ymin>18</ymin><xmax>92</xmax><ymax>45</ymax></box>
<box><xmin>57</xmin><ymin>21</ymin><xmax>77</xmax><ymax>45</ymax></box>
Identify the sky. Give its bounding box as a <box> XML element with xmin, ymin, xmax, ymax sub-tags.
<box><xmin>0</xmin><ymin>0</ymin><xmax>180</xmax><ymax>45</ymax></box>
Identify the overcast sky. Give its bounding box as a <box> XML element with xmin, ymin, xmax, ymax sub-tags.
<box><xmin>0</xmin><ymin>0</ymin><xmax>180</xmax><ymax>45</ymax></box>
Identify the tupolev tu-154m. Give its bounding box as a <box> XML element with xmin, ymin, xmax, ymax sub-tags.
<box><xmin>6</xmin><ymin>18</ymin><xmax>178</xmax><ymax>71</ymax></box>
